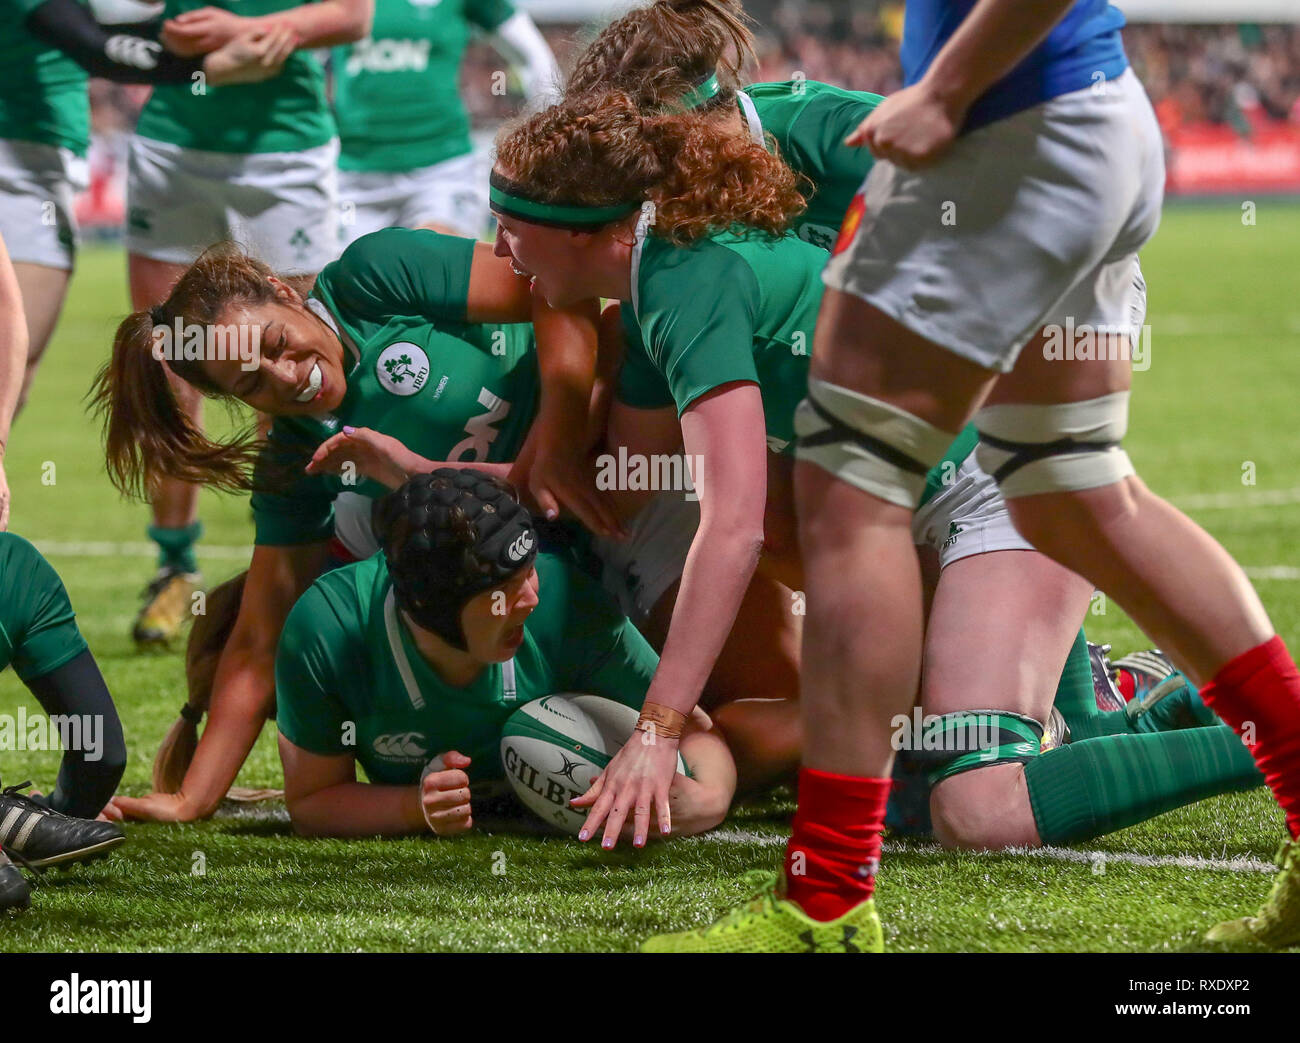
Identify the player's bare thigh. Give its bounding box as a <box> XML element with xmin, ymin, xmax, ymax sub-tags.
<box><xmin>811</xmin><ymin>286</ymin><xmax>997</xmax><ymax>434</ymax></box>
<box><xmin>924</xmin><ymin>548</ymin><xmax>1093</xmax><ymax>850</ymax></box>
<box><xmin>12</xmin><ymin>261</ymin><xmax>71</xmax><ymax>410</ymax></box>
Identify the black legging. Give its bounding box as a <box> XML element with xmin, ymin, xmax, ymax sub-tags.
<box><xmin>21</xmin><ymin>650</ymin><xmax>127</xmax><ymax>818</ymax></box>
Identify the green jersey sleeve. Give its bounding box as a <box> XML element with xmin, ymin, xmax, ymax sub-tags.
<box><xmin>0</xmin><ymin>533</ymin><xmax>88</xmax><ymax>683</ymax></box>
<box><xmin>617</xmin><ymin>239</ymin><xmax>763</xmax><ymax>417</ymax></box>
<box><xmin>275</xmin><ymin>582</ymin><xmax>356</xmax><ymax>757</ymax></box>
<box><xmin>319</xmin><ymin>228</ymin><xmax>476</xmax><ymax>326</ymax></box>
<box><xmin>465</xmin><ymin>0</ymin><xmax>515</xmax><ymax>32</ymax></box>
<box><xmin>250</xmin><ymin>418</ymin><xmax>337</xmax><ymax>546</ymax></box>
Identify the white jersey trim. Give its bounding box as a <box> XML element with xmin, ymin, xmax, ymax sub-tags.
<box><xmin>307</xmin><ymin>296</ymin><xmax>362</xmax><ymax>369</ymax></box>
<box><xmin>629</xmin><ymin>202</ymin><xmax>655</xmax><ymax>320</ymax></box>
<box><xmin>736</xmin><ymin>90</ymin><xmax>765</xmax><ymax>147</ymax></box>
<box><xmin>384</xmin><ymin>589</ymin><xmax>426</xmax><ymax>710</ymax></box>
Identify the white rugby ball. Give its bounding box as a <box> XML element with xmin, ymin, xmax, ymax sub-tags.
<box><xmin>499</xmin><ymin>694</ymin><xmax>687</xmax><ymax>835</ymax></box>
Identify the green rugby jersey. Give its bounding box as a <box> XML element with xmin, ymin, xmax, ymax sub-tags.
<box><xmin>252</xmin><ymin>228</ymin><xmax>539</xmax><ymax>545</ymax></box>
<box><xmin>275</xmin><ymin>548</ymin><xmax>657</xmax><ymax>785</ymax></box>
<box><xmin>739</xmin><ymin>79</ymin><xmax>882</xmax><ymax>253</ymax></box>
<box><xmin>0</xmin><ymin>0</ymin><xmax>90</xmax><ymax>154</ymax></box>
<box><xmin>333</xmin><ymin>0</ymin><xmax>514</xmax><ymax>172</ymax></box>
<box><xmin>0</xmin><ymin>533</ymin><xmax>88</xmax><ymax>682</ymax></box>
<box><xmin>616</xmin><ymin>226</ymin><xmax>825</xmax><ymax>455</ymax></box>
<box><xmin>134</xmin><ymin>0</ymin><xmax>333</xmax><ymax>154</ymax></box>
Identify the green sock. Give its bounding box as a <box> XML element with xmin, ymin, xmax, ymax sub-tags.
<box><xmin>148</xmin><ymin>522</ymin><xmax>202</xmax><ymax>575</ymax></box>
<box><xmin>1051</xmin><ymin>629</ymin><xmax>1097</xmax><ymax>729</ymax></box>
<box><xmin>1025</xmin><ymin>727</ymin><xmax>1263</xmax><ymax>845</ymax></box>
<box><xmin>1067</xmin><ymin>711</ymin><xmax>1133</xmax><ymax>740</ymax></box>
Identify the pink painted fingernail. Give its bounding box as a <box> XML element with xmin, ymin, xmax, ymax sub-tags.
<box><xmin>343</xmin><ymin>425</ymin><xmax>355</xmax><ymax>434</ymax></box>
<box><xmin>578</xmin><ymin>829</ymin><xmax>589</xmax><ymax>841</ymax></box>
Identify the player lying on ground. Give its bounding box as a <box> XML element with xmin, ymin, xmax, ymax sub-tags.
<box><xmin>646</xmin><ymin>0</ymin><xmax>1300</xmax><ymax>952</ymax></box>
<box><xmin>120</xmin><ymin>0</ymin><xmax>373</xmax><ymax>649</ymax></box>
<box><xmin>489</xmin><ymin>88</ymin><xmax>1265</xmax><ymax>862</ymax></box>
<box><xmin>276</xmin><ymin>469</ymin><xmax>734</xmax><ymax>839</ymax></box>
<box><xmin>91</xmin><ymin>228</ymin><xmax>615</xmax><ymax>823</ymax></box>
<box><xmin>334</xmin><ymin>420</ymin><xmax>1265</xmax><ymax>852</ymax></box>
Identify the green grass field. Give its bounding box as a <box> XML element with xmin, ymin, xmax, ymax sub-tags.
<box><xmin>2</xmin><ymin>203</ymin><xmax>1299</xmax><ymax>952</ymax></box>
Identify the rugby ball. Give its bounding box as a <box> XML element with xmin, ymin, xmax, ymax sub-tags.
<box><xmin>500</xmin><ymin>694</ymin><xmax>687</xmax><ymax>835</ymax></box>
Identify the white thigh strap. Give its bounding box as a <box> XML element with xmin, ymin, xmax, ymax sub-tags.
<box><xmin>974</xmin><ymin>391</ymin><xmax>1135</xmax><ymax>497</ymax></box>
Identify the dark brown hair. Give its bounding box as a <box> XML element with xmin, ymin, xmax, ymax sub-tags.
<box><xmin>566</xmin><ymin>0</ymin><xmax>756</xmax><ymax>111</ymax></box>
<box><xmin>495</xmin><ymin>91</ymin><xmax>804</xmax><ymax>244</ymax></box>
<box><xmin>89</xmin><ymin>242</ymin><xmax>278</xmax><ymax>499</ymax></box>
<box><xmin>154</xmin><ymin>569</ymin><xmax>247</xmax><ymax>793</ymax></box>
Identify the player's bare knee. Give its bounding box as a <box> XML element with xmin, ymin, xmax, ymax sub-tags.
<box><xmin>930</xmin><ymin>765</ymin><xmax>1038</xmax><ymax>851</ymax></box>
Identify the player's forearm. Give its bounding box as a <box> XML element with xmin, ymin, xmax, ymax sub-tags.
<box><xmin>921</xmin><ymin>0</ymin><xmax>1078</xmax><ymax>113</ymax></box>
<box><xmin>253</xmin><ymin>0</ymin><xmax>372</xmax><ymax>49</ymax></box>
<box><xmin>490</xmin><ymin>12</ymin><xmax>561</xmax><ymax>105</ymax></box>
<box><xmin>531</xmin><ymin>295</ymin><xmax>600</xmax><ymax>463</ymax></box>
<box><xmin>645</xmin><ymin>520</ymin><xmax>764</xmax><ymax>718</ymax></box>
<box><xmin>287</xmin><ymin>782</ymin><xmax>426</xmax><ymax>837</ymax></box>
<box><xmin>25</xmin><ymin>0</ymin><xmax>203</xmax><ymax>84</ymax></box>
<box><xmin>667</xmin><ymin>726</ymin><xmax>736</xmax><ymax>835</ymax></box>
<box><xmin>0</xmin><ymin>248</ymin><xmax>27</xmax><ymax>453</ymax></box>
<box><xmin>180</xmin><ymin>646</ymin><xmax>276</xmax><ymax>816</ymax></box>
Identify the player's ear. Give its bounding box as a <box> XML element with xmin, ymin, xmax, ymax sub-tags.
<box><xmin>267</xmin><ymin>275</ymin><xmax>303</xmax><ymax>306</ymax></box>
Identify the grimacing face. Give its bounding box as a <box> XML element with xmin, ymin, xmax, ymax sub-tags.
<box><xmin>492</xmin><ymin>209</ymin><xmax>594</xmax><ymax>309</ymax></box>
<box><xmin>459</xmin><ymin>565</ymin><xmax>540</xmax><ymax>663</ymax></box>
<box><xmin>197</xmin><ymin>287</ymin><xmax>348</xmax><ymax>416</ymax></box>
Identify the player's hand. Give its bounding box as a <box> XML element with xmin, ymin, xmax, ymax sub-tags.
<box><xmin>844</xmin><ymin>80</ymin><xmax>966</xmax><ymax>169</ymax></box>
<box><xmin>572</xmin><ymin>733</ymin><xmax>678</xmax><ymax>849</ymax></box>
<box><xmin>508</xmin><ymin>448</ymin><xmax>623</xmax><ymax>540</ymax></box>
<box><xmin>421</xmin><ymin>751</ymin><xmax>474</xmax><ymax>836</ymax></box>
<box><xmin>0</xmin><ymin>456</ymin><xmax>10</xmax><ymax>531</ymax></box>
<box><xmin>110</xmin><ymin>791</ymin><xmax>205</xmax><ymax>823</ymax></box>
<box><xmin>162</xmin><ymin>7</ymin><xmax>250</xmax><ymax>56</ymax></box>
<box><xmin>203</xmin><ymin>26</ymin><xmax>297</xmax><ymax>87</ymax></box>
<box><xmin>305</xmin><ymin>426</ymin><xmax>420</xmax><ymax>490</ymax></box>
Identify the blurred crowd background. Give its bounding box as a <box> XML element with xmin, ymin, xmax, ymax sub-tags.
<box><xmin>77</xmin><ymin>3</ymin><xmax>1300</xmax><ymax>233</ymax></box>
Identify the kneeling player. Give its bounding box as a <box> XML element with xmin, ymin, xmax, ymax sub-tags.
<box><xmin>275</xmin><ymin>469</ymin><xmax>735</xmax><ymax>841</ymax></box>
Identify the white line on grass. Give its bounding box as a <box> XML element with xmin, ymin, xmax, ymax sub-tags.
<box><xmin>702</xmin><ymin>830</ymin><xmax>1277</xmax><ymax>874</ymax></box>
<box><xmin>36</xmin><ymin>540</ymin><xmax>252</xmax><ymax>561</ymax></box>
<box><xmin>210</xmin><ymin>806</ymin><xmax>1277</xmax><ymax>874</ymax></box>
<box><xmin>1171</xmin><ymin>486</ymin><xmax>1300</xmax><ymax>511</ymax></box>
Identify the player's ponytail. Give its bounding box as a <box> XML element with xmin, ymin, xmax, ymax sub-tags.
<box><xmin>90</xmin><ymin>242</ymin><xmax>276</xmax><ymax>500</ymax></box>
<box><xmin>154</xmin><ymin>569</ymin><xmax>247</xmax><ymax>793</ymax></box>
<box><xmin>495</xmin><ymin>91</ymin><xmax>804</xmax><ymax>245</ymax></box>
<box><xmin>567</xmin><ymin>0</ymin><xmax>755</xmax><ymax>110</ymax></box>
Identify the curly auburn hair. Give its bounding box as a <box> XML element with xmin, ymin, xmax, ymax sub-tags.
<box><xmin>494</xmin><ymin>91</ymin><xmax>805</xmax><ymax>245</ymax></box>
<box><xmin>566</xmin><ymin>0</ymin><xmax>755</xmax><ymax>111</ymax></box>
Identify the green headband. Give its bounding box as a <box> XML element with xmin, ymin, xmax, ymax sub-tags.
<box><xmin>489</xmin><ymin>172</ymin><xmax>640</xmax><ymax>229</ymax></box>
<box><xmin>678</xmin><ymin>72</ymin><xmax>721</xmax><ymax>111</ymax></box>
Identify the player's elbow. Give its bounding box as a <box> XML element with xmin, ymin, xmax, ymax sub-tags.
<box><xmin>336</xmin><ymin>0</ymin><xmax>373</xmax><ymax>42</ymax></box>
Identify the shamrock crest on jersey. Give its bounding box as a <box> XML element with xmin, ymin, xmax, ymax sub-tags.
<box><xmin>377</xmin><ymin>343</ymin><xmax>431</xmax><ymax>396</ymax></box>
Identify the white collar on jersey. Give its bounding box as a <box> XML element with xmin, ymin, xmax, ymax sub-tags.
<box><xmin>383</xmin><ymin>588</ymin><xmax>518</xmax><ymax>710</ymax></box>
<box><xmin>306</xmin><ymin>296</ymin><xmax>362</xmax><ymax>369</ymax></box>
<box><xmin>736</xmin><ymin>90</ymin><xmax>765</xmax><ymax>147</ymax></box>
<box><xmin>628</xmin><ymin>200</ymin><xmax>657</xmax><ymax>320</ymax></box>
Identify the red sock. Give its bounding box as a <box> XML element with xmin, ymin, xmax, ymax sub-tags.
<box><xmin>1199</xmin><ymin>635</ymin><xmax>1300</xmax><ymax>837</ymax></box>
<box><xmin>783</xmin><ymin>768</ymin><xmax>890</xmax><ymax>922</ymax></box>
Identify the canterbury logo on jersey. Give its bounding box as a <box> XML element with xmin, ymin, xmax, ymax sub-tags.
<box><xmin>346</xmin><ymin>38</ymin><xmax>432</xmax><ymax>75</ymax></box>
<box><xmin>373</xmin><ymin>732</ymin><xmax>428</xmax><ymax>759</ymax></box>
<box><xmin>105</xmin><ymin>35</ymin><xmax>162</xmax><ymax>70</ymax></box>
<box><xmin>506</xmin><ymin>531</ymin><xmax>534</xmax><ymax>562</ymax></box>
